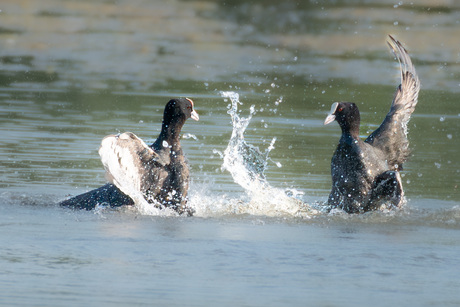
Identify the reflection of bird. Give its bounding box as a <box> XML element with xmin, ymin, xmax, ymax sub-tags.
<box><xmin>323</xmin><ymin>35</ymin><xmax>420</xmax><ymax>213</ymax></box>
<box><xmin>60</xmin><ymin>98</ymin><xmax>199</xmax><ymax>215</ymax></box>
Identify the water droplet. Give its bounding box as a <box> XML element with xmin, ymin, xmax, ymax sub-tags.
<box><xmin>274</xmin><ymin>96</ymin><xmax>283</xmax><ymax>106</ymax></box>
<box><xmin>162</xmin><ymin>140</ymin><xmax>169</xmax><ymax>148</ymax></box>
<box><xmin>440</xmin><ymin>116</ymin><xmax>445</xmax><ymax>122</ymax></box>
<box><xmin>435</xmin><ymin>162</ymin><xmax>441</xmax><ymax>169</ymax></box>
<box><xmin>447</xmin><ymin>134</ymin><xmax>452</xmax><ymax>139</ymax></box>
<box><xmin>183</xmin><ymin>133</ymin><xmax>198</xmax><ymax>141</ymax></box>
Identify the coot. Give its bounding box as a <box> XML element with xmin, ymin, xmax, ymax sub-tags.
<box><xmin>60</xmin><ymin>98</ymin><xmax>199</xmax><ymax>215</ymax></box>
<box><xmin>324</xmin><ymin>35</ymin><xmax>420</xmax><ymax>213</ymax></box>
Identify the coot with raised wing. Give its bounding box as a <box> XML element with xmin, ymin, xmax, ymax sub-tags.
<box><xmin>324</xmin><ymin>35</ymin><xmax>420</xmax><ymax>213</ymax></box>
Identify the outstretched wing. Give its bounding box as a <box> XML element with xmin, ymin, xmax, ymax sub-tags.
<box><xmin>365</xmin><ymin>35</ymin><xmax>420</xmax><ymax>171</ymax></box>
<box><xmin>98</xmin><ymin>132</ymin><xmax>169</xmax><ymax>204</ymax></box>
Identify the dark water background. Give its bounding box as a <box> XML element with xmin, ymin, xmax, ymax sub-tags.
<box><xmin>1</xmin><ymin>1</ymin><xmax>459</xmax><ymax>306</ymax></box>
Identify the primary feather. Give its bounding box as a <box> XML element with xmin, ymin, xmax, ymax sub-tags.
<box><xmin>365</xmin><ymin>35</ymin><xmax>420</xmax><ymax>171</ymax></box>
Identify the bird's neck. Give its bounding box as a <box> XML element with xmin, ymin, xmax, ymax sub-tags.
<box><xmin>340</xmin><ymin>120</ymin><xmax>360</xmax><ymax>140</ymax></box>
<box><xmin>161</xmin><ymin>123</ymin><xmax>182</xmax><ymax>141</ymax></box>
<box><xmin>154</xmin><ymin>119</ymin><xmax>185</xmax><ymax>150</ymax></box>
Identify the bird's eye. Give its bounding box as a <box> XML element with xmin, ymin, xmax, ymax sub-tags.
<box><xmin>338</xmin><ymin>107</ymin><xmax>343</xmax><ymax>112</ymax></box>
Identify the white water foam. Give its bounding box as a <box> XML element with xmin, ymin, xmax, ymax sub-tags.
<box><xmin>191</xmin><ymin>91</ymin><xmax>317</xmax><ymax>218</ymax></box>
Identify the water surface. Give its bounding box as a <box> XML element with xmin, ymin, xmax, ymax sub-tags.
<box><xmin>1</xmin><ymin>1</ymin><xmax>459</xmax><ymax>306</ymax></box>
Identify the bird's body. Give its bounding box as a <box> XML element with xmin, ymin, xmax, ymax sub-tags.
<box><xmin>60</xmin><ymin>98</ymin><xmax>199</xmax><ymax>215</ymax></box>
<box><xmin>324</xmin><ymin>35</ymin><xmax>419</xmax><ymax>213</ymax></box>
<box><xmin>328</xmin><ymin>127</ymin><xmax>401</xmax><ymax>213</ymax></box>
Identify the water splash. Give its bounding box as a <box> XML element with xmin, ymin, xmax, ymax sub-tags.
<box><xmin>220</xmin><ymin>91</ymin><xmax>272</xmax><ymax>192</ymax></box>
<box><xmin>212</xmin><ymin>91</ymin><xmax>317</xmax><ymax>218</ymax></box>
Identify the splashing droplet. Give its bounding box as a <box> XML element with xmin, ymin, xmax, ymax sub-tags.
<box><xmin>218</xmin><ymin>91</ymin><xmax>316</xmax><ymax>217</ymax></box>
<box><xmin>183</xmin><ymin>133</ymin><xmax>199</xmax><ymax>141</ymax></box>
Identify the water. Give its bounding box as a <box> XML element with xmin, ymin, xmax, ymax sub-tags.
<box><xmin>1</xmin><ymin>0</ymin><xmax>460</xmax><ymax>306</ymax></box>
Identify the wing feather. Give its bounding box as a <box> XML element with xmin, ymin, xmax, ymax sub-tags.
<box><xmin>98</xmin><ymin>132</ymin><xmax>167</xmax><ymax>204</ymax></box>
<box><xmin>365</xmin><ymin>35</ymin><xmax>420</xmax><ymax>170</ymax></box>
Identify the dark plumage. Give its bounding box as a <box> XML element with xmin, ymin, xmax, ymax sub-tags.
<box><xmin>324</xmin><ymin>35</ymin><xmax>420</xmax><ymax>213</ymax></box>
<box><xmin>60</xmin><ymin>98</ymin><xmax>199</xmax><ymax>215</ymax></box>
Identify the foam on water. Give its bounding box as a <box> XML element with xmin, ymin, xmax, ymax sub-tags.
<box><xmin>3</xmin><ymin>191</ymin><xmax>460</xmax><ymax>229</ymax></box>
<box><xmin>191</xmin><ymin>91</ymin><xmax>317</xmax><ymax>218</ymax></box>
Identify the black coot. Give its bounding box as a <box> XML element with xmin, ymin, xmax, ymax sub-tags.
<box><xmin>60</xmin><ymin>98</ymin><xmax>199</xmax><ymax>215</ymax></box>
<box><xmin>324</xmin><ymin>35</ymin><xmax>420</xmax><ymax>213</ymax></box>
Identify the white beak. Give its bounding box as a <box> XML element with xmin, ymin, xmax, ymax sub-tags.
<box><xmin>324</xmin><ymin>102</ymin><xmax>338</xmax><ymax>125</ymax></box>
<box><xmin>186</xmin><ymin>97</ymin><xmax>199</xmax><ymax>121</ymax></box>
<box><xmin>191</xmin><ymin>109</ymin><xmax>199</xmax><ymax>121</ymax></box>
